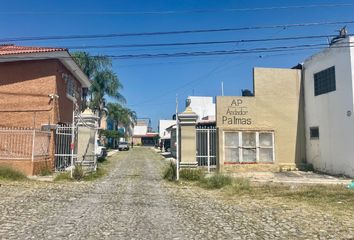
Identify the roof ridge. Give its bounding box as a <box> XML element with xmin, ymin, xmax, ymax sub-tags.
<box><xmin>0</xmin><ymin>44</ymin><xmax>67</xmax><ymax>56</ymax></box>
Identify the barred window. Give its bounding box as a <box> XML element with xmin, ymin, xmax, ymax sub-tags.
<box><xmin>224</xmin><ymin>132</ymin><xmax>239</xmax><ymax>163</ymax></box>
<box><xmin>63</xmin><ymin>73</ymin><xmax>78</xmax><ymax>99</ymax></box>
<box><xmin>259</xmin><ymin>133</ymin><xmax>274</xmax><ymax>162</ymax></box>
<box><xmin>224</xmin><ymin>131</ymin><xmax>274</xmax><ymax>164</ymax></box>
<box><xmin>314</xmin><ymin>66</ymin><xmax>336</xmax><ymax>96</ymax></box>
<box><xmin>242</xmin><ymin>132</ymin><xmax>256</xmax><ymax>163</ymax></box>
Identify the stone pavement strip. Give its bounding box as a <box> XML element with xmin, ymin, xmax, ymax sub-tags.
<box><xmin>0</xmin><ymin>147</ymin><xmax>353</xmax><ymax>240</ymax></box>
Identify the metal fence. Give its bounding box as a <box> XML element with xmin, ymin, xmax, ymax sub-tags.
<box><xmin>54</xmin><ymin>123</ymin><xmax>98</xmax><ymax>172</ymax></box>
<box><xmin>0</xmin><ymin>127</ymin><xmax>51</xmax><ymax>160</ymax></box>
<box><xmin>196</xmin><ymin>126</ymin><xmax>217</xmax><ymax>172</ymax></box>
<box><xmin>54</xmin><ymin>125</ymin><xmax>77</xmax><ymax>172</ymax></box>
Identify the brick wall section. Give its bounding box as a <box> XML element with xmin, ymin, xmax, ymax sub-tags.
<box><xmin>0</xmin><ymin>59</ymin><xmax>84</xmax><ymax>175</ymax></box>
<box><xmin>0</xmin><ymin>60</ymin><xmax>56</xmax><ymax>128</ymax></box>
<box><xmin>0</xmin><ymin>59</ymin><xmax>83</xmax><ymax>128</ymax></box>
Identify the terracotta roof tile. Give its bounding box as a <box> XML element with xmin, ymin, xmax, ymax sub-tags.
<box><xmin>0</xmin><ymin>44</ymin><xmax>67</xmax><ymax>55</ymax></box>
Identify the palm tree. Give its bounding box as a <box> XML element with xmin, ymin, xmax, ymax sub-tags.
<box><xmin>119</xmin><ymin>107</ymin><xmax>137</xmax><ymax>137</ymax></box>
<box><xmin>71</xmin><ymin>51</ymin><xmax>126</xmax><ymax>113</ymax></box>
<box><xmin>106</xmin><ymin>103</ymin><xmax>137</xmax><ymax>138</ymax></box>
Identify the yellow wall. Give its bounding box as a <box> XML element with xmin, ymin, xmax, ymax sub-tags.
<box><xmin>179</xmin><ymin>124</ymin><xmax>197</xmax><ymax>165</ymax></box>
<box><xmin>216</xmin><ymin>67</ymin><xmax>306</xmax><ymax>172</ymax></box>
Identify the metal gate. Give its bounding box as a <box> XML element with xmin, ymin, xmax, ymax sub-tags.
<box><xmin>196</xmin><ymin>125</ymin><xmax>217</xmax><ymax>172</ymax></box>
<box><xmin>54</xmin><ymin>125</ymin><xmax>77</xmax><ymax>172</ymax></box>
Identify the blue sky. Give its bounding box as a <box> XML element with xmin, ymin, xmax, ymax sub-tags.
<box><xmin>1</xmin><ymin>0</ymin><xmax>354</xmax><ymax>130</ymax></box>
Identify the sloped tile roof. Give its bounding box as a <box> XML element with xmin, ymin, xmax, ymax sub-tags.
<box><xmin>0</xmin><ymin>44</ymin><xmax>66</xmax><ymax>55</ymax></box>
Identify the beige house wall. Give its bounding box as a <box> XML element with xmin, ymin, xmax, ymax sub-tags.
<box><xmin>132</xmin><ymin>137</ymin><xmax>142</xmax><ymax>145</ymax></box>
<box><xmin>179</xmin><ymin>124</ymin><xmax>197</xmax><ymax>166</ymax></box>
<box><xmin>216</xmin><ymin>67</ymin><xmax>306</xmax><ymax>172</ymax></box>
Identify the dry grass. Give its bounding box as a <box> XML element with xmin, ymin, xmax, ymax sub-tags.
<box><xmin>0</xmin><ymin>166</ymin><xmax>27</xmax><ymax>181</ymax></box>
<box><xmin>221</xmin><ymin>182</ymin><xmax>354</xmax><ymax>215</ymax></box>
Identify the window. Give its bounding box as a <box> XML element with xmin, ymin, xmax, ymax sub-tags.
<box><xmin>224</xmin><ymin>132</ymin><xmax>239</xmax><ymax>163</ymax></box>
<box><xmin>242</xmin><ymin>132</ymin><xmax>256</xmax><ymax>163</ymax></box>
<box><xmin>66</xmin><ymin>78</ymin><xmax>75</xmax><ymax>97</ymax></box>
<box><xmin>310</xmin><ymin>127</ymin><xmax>319</xmax><ymax>139</ymax></box>
<box><xmin>224</xmin><ymin>131</ymin><xmax>274</xmax><ymax>163</ymax></box>
<box><xmin>314</xmin><ymin>66</ymin><xmax>336</xmax><ymax>96</ymax></box>
<box><xmin>259</xmin><ymin>133</ymin><xmax>274</xmax><ymax>162</ymax></box>
<box><xmin>63</xmin><ymin>73</ymin><xmax>78</xmax><ymax>99</ymax></box>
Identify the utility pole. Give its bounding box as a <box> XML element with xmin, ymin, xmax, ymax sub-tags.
<box><xmin>175</xmin><ymin>94</ymin><xmax>179</xmax><ymax>181</ymax></box>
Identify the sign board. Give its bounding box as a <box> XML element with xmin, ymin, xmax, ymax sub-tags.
<box><xmin>221</xmin><ymin>98</ymin><xmax>252</xmax><ymax>126</ymax></box>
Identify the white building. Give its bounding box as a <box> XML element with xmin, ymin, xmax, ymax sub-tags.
<box><xmin>158</xmin><ymin>120</ymin><xmax>176</xmax><ymax>140</ymax></box>
<box><xmin>303</xmin><ymin>35</ymin><xmax>354</xmax><ymax>177</ymax></box>
<box><xmin>133</xmin><ymin>125</ymin><xmax>148</xmax><ymax>136</ymax></box>
<box><xmin>187</xmin><ymin>96</ymin><xmax>215</xmax><ymax>121</ymax></box>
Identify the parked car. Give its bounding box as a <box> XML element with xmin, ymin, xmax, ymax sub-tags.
<box><xmin>118</xmin><ymin>142</ymin><xmax>130</xmax><ymax>151</ymax></box>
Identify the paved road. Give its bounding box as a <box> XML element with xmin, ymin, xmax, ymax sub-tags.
<box><xmin>0</xmin><ymin>147</ymin><xmax>353</xmax><ymax>239</ymax></box>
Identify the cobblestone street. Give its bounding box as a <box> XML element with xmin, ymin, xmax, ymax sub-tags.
<box><xmin>0</xmin><ymin>147</ymin><xmax>353</xmax><ymax>240</ymax></box>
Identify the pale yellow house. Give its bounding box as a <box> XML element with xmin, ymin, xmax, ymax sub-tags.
<box><xmin>216</xmin><ymin>67</ymin><xmax>306</xmax><ymax>172</ymax></box>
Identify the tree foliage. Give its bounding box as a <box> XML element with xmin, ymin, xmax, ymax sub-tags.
<box><xmin>106</xmin><ymin>102</ymin><xmax>137</xmax><ymax>137</ymax></box>
<box><xmin>72</xmin><ymin>51</ymin><xmax>126</xmax><ymax>112</ymax></box>
<box><xmin>99</xmin><ymin>129</ymin><xmax>122</xmax><ymax>139</ymax></box>
<box><xmin>72</xmin><ymin>51</ymin><xmax>136</xmax><ymax>139</ymax></box>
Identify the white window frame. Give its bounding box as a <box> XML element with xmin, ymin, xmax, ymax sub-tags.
<box><xmin>223</xmin><ymin>131</ymin><xmax>275</xmax><ymax>164</ymax></box>
<box><xmin>224</xmin><ymin>132</ymin><xmax>240</xmax><ymax>163</ymax></box>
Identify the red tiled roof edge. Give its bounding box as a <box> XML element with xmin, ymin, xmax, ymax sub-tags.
<box><xmin>0</xmin><ymin>44</ymin><xmax>67</xmax><ymax>56</ymax></box>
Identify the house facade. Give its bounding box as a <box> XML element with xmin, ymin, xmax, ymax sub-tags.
<box><xmin>173</xmin><ymin>35</ymin><xmax>354</xmax><ymax>177</ymax></box>
<box><xmin>216</xmin><ymin>68</ymin><xmax>306</xmax><ymax>172</ymax></box>
<box><xmin>0</xmin><ymin>44</ymin><xmax>90</xmax><ymax>175</ymax></box>
<box><xmin>302</xmin><ymin>36</ymin><xmax>354</xmax><ymax>177</ymax></box>
<box><xmin>132</xmin><ymin>119</ymin><xmax>158</xmax><ymax>146</ymax></box>
<box><xmin>0</xmin><ymin>44</ymin><xmax>90</xmax><ymax>128</ymax></box>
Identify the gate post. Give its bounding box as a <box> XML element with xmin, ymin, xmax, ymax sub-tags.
<box><xmin>178</xmin><ymin>107</ymin><xmax>198</xmax><ymax>168</ymax></box>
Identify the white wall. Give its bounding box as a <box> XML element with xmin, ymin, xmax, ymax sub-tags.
<box><xmin>187</xmin><ymin>96</ymin><xmax>215</xmax><ymax>120</ymax></box>
<box><xmin>133</xmin><ymin>125</ymin><xmax>148</xmax><ymax>136</ymax></box>
<box><xmin>158</xmin><ymin>120</ymin><xmax>176</xmax><ymax>139</ymax></box>
<box><xmin>303</xmin><ymin>37</ymin><xmax>354</xmax><ymax>177</ymax></box>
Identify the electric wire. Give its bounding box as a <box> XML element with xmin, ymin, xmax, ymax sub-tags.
<box><xmin>2</xmin><ymin>42</ymin><xmax>353</xmax><ymax>60</ymax></box>
<box><xmin>2</xmin><ymin>3</ymin><xmax>354</xmax><ymax>15</ymax></box>
<box><xmin>62</xmin><ymin>34</ymin><xmax>336</xmax><ymax>50</ymax></box>
<box><xmin>1</xmin><ymin>20</ymin><xmax>353</xmax><ymax>42</ymax></box>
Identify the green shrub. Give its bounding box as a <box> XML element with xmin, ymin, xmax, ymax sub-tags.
<box><xmin>83</xmin><ymin>167</ymin><xmax>106</xmax><ymax>181</ymax></box>
<box><xmin>97</xmin><ymin>157</ymin><xmax>107</xmax><ymax>163</ymax></box>
<box><xmin>0</xmin><ymin>166</ymin><xmax>27</xmax><ymax>180</ymax></box>
<box><xmin>163</xmin><ymin>161</ymin><xmax>176</xmax><ymax>181</ymax></box>
<box><xmin>179</xmin><ymin>169</ymin><xmax>204</xmax><ymax>181</ymax></box>
<box><xmin>54</xmin><ymin>172</ymin><xmax>71</xmax><ymax>181</ymax></box>
<box><xmin>72</xmin><ymin>164</ymin><xmax>84</xmax><ymax>181</ymax></box>
<box><xmin>199</xmin><ymin>174</ymin><xmax>233</xmax><ymax>189</ymax></box>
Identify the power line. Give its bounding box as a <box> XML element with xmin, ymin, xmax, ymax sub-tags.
<box><xmin>2</xmin><ymin>3</ymin><xmax>354</xmax><ymax>15</ymax></box>
<box><xmin>1</xmin><ymin>20</ymin><xmax>353</xmax><ymax>42</ymax></box>
<box><xmin>63</xmin><ymin>34</ymin><xmax>335</xmax><ymax>50</ymax></box>
<box><xmin>1</xmin><ymin>42</ymin><xmax>354</xmax><ymax>61</ymax></box>
<box><xmin>128</xmin><ymin>58</ymin><xmax>250</xmax><ymax>107</ymax></box>
<box><xmin>127</xmin><ymin>57</ymin><xmax>245</xmax><ymax>107</ymax></box>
